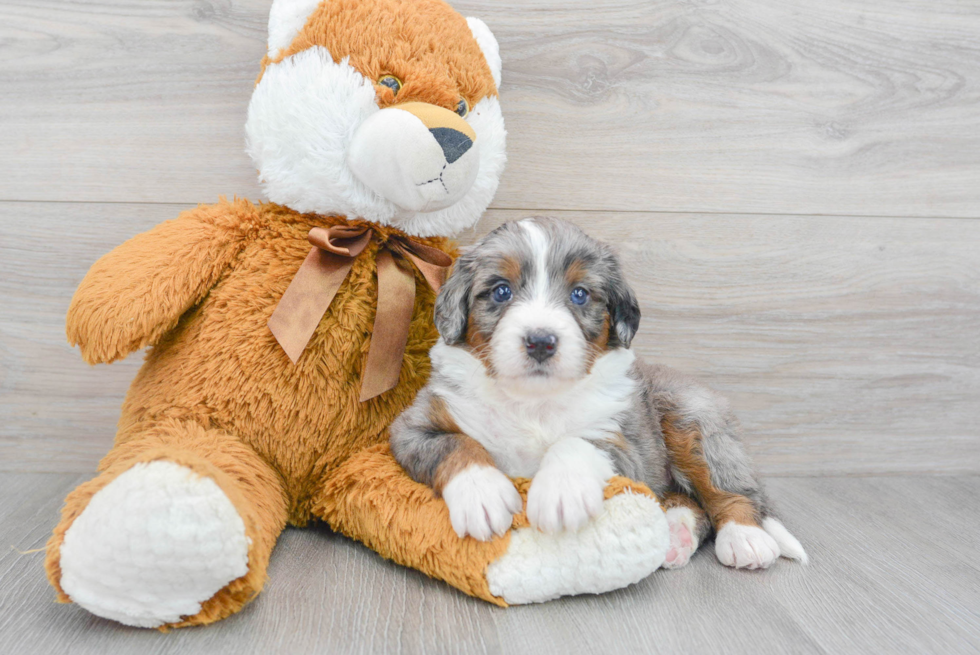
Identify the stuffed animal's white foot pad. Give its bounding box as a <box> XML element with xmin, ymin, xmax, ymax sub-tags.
<box><xmin>714</xmin><ymin>522</ymin><xmax>780</xmax><ymax>570</ymax></box>
<box><xmin>58</xmin><ymin>460</ymin><xmax>251</xmax><ymax>628</ymax></box>
<box><xmin>486</xmin><ymin>491</ymin><xmax>669</xmax><ymax>604</ymax></box>
<box><xmin>663</xmin><ymin>507</ymin><xmax>698</xmax><ymax>569</ymax></box>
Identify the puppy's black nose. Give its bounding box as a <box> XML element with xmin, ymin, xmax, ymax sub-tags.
<box><xmin>430</xmin><ymin>127</ymin><xmax>473</xmax><ymax>164</ymax></box>
<box><xmin>524</xmin><ymin>331</ymin><xmax>558</xmax><ymax>363</ymax></box>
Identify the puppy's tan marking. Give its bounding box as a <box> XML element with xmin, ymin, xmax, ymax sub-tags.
<box><xmin>433</xmin><ymin>437</ymin><xmax>496</xmax><ymax>496</ymax></box>
<box><xmin>564</xmin><ymin>258</ymin><xmax>586</xmax><ymax>286</ymax></box>
<box><xmin>499</xmin><ymin>255</ymin><xmax>522</xmax><ymax>283</ymax></box>
<box><xmin>593</xmin><ymin>312</ymin><xmax>610</xmax><ymax>351</ymax></box>
<box><xmin>465</xmin><ymin>318</ymin><xmax>495</xmax><ymax>371</ymax></box>
<box><xmin>428</xmin><ymin>395</ymin><xmax>461</xmax><ymax>434</ymax></box>
<box><xmin>661</xmin><ymin>492</ymin><xmax>701</xmax><ymax>512</ymax></box>
<box><xmin>662</xmin><ymin>414</ymin><xmax>759</xmax><ymax>529</ymax></box>
<box><xmin>429</xmin><ymin>397</ymin><xmax>496</xmax><ymax>495</ymax></box>
<box><xmin>607</xmin><ymin>431</ymin><xmax>629</xmax><ymax>451</ymax></box>
<box><xmin>585</xmin><ymin>313</ymin><xmax>611</xmax><ymax>373</ymax></box>
<box><xmin>661</xmin><ymin>492</ymin><xmax>712</xmax><ymax>540</ymax></box>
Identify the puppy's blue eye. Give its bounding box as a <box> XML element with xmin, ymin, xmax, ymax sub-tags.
<box><xmin>570</xmin><ymin>287</ymin><xmax>589</xmax><ymax>305</ymax></box>
<box><xmin>492</xmin><ymin>283</ymin><xmax>512</xmax><ymax>303</ymax></box>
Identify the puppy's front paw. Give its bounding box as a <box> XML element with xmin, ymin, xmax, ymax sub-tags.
<box><xmin>526</xmin><ymin>464</ymin><xmax>606</xmax><ymax>534</ymax></box>
<box><xmin>715</xmin><ymin>522</ymin><xmax>780</xmax><ymax>569</ymax></box>
<box><xmin>442</xmin><ymin>465</ymin><xmax>522</xmax><ymax>541</ymax></box>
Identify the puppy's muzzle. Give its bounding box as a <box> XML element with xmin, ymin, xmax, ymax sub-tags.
<box><xmin>524</xmin><ymin>331</ymin><xmax>558</xmax><ymax>363</ymax></box>
<box><xmin>347</xmin><ymin>102</ymin><xmax>480</xmax><ymax>213</ymax></box>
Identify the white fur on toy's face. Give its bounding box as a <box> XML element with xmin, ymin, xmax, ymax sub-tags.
<box><xmin>347</xmin><ymin>103</ymin><xmax>481</xmax><ymax>214</ymax></box>
<box><xmin>245</xmin><ymin>2</ymin><xmax>506</xmax><ymax>238</ymax></box>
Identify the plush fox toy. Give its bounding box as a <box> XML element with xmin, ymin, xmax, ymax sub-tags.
<box><xmin>45</xmin><ymin>0</ymin><xmax>669</xmax><ymax>628</ymax></box>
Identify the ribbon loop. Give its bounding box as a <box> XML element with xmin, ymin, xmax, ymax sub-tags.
<box><xmin>387</xmin><ymin>236</ymin><xmax>454</xmax><ymax>293</ymax></box>
<box><xmin>268</xmin><ymin>223</ymin><xmax>453</xmax><ymax>402</ymax></box>
<box><xmin>308</xmin><ymin>224</ymin><xmax>372</xmax><ymax>257</ymax></box>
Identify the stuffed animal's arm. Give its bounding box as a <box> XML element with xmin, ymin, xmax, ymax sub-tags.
<box><xmin>67</xmin><ymin>203</ymin><xmax>253</xmax><ymax>364</ymax></box>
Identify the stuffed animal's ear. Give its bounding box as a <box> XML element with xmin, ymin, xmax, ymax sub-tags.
<box><xmin>466</xmin><ymin>17</ymin><xmax>502</xmax><ymax>89</ymax></box>
<box><xmin>434</xmin><ymin>260</ymin><xmax>475</xmax><ymax>345</ymax></box>
<box><xmin>267</xmin><ymin>0</ymin><xmax>323</xmax><ymax>58</ymax></box>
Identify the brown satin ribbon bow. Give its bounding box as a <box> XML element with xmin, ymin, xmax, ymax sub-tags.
<box><xmin>268</xmin><ymin>224</ymin><xmax>452</xmax><ymax>402</ymax></box>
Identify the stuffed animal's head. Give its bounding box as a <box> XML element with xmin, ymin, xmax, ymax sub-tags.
<box><xmin>246</xmin><ymin>0</ymin><xmax>506</xmax><ymax>237</ymax></box>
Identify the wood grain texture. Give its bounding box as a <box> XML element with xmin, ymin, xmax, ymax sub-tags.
<box><xmin>2</xmin><ymin>201</ymin><xmax>978</xmax><ymax>475</ymax></box>
<box><xmin>2</xmin><ymin>0</ymin><xmax>977</xmax><ymax>649</ymax></box>
<box><xmin>481</xmin><ymin>210</ymin><xmax>980</xmax><ymax>476</ymax></box>
<box><xmin>1</xmin><ymin>0</ymin><xmax>979</xmax><ymax>216</ymax></box>
<box><xmin>2</xmin><ymin>473</ymin><xmax>978</xmax><ymax>654</ymax></box>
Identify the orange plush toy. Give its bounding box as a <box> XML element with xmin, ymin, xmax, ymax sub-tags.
<box><xmin>45</xmin><ymin>0</ymin><xmax>669</xmax><ymax>629</ymax></box>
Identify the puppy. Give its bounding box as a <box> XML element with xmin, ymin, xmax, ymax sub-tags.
<box><xmin>390</xmin><ymin>217</ymin><xmax>807</xmax><ymax>570</ymax></box>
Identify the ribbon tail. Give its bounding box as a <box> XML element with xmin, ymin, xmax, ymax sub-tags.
<box><xmin>360</xmin><ymin>249</ymin><xmax>416</xmax><ymax>402</ymax></box>
<box><xmin>268</xmin><ymin>247</ymin><xmax>354</xmax><ymax>364</ymax></box>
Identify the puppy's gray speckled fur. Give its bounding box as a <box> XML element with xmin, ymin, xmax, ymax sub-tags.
<box><xmin>392</xmin><ymin>217</ymin><xmax>800</xmax><ymax>564</ymax></box>
<box><xmin>436</xmin><ymin>218</ymin><xmax>639</xmax><ymax>349</ymax></box>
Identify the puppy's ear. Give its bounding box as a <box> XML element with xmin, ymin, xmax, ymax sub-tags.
<box><xmin>604</xmin><ymin>256</ymin><xmax>641</xmax><ymax>349</ymax></box>
<box><xmin>435</xmin><ymin>260</ymin><xmax>474</xmax><ymax>345</ymax></box>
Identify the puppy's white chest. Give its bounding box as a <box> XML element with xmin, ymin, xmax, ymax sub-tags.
<box><xmin>430</xmin><ymin>343</ymin><xmax>638</xmax><ymax>479</ymax></box>
<box><xmin>475</xmin><ymin>404</ymin><xmax>573</xmax><ymax>477</ymax></box>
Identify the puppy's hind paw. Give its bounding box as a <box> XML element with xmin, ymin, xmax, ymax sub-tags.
<box><xmin>714</xmin><ymin>522</ymin><xmax>780</xmax><ymax>570</ymax></box>
<box><xmin>663</xmin><ymin>507</ymin><xmax>699</xmax><ymax>569</ymax></box>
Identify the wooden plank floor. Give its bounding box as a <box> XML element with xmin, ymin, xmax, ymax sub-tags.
<box><xmin>2</xmin><ymin>473</ymin><xmax>978</xmax><ymax>654</ymax></box>
<box><xmin>1</xmin><ymin>0</ymin><xmax>979</xmax><ymax>651</ymax></box>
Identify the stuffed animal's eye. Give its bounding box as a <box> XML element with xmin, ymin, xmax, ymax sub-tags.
<box><xmin>378</xmin><ymin>75</ymin><xmax>402</xmax><ymax>94</ymax></box>
<box><xmin>492</xmin><ymin>283</ymin><xmax>512</xmax><ymax>303</ymax></box>
<box><xmin>570</xmin><ymin>287</ymin><xmax>590</xmax><ymax>305</ymax></box>
<box><xmin>455</xmin><ymin>98</ymin><xmax>469</xmax><ymax>117</ymax></box>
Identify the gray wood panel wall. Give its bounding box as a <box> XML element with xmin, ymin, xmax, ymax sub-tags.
<box><xmin>1</xmin><ymin>0</ymin><xmax>978</xmax><ymax>475</ymax></box>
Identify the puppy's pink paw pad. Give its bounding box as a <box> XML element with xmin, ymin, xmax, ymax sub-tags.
<box><xmin>673</xmin><ymin>521</ymin><xmax>693</xmax><ymax>548</ymax></box>
<box><xmin>663</xmin><ymin>507</ymin><xmax>698</xmax><ymax>569</ymax></box>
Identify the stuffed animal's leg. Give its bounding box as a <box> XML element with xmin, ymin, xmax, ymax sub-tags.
<box><xmin>45</xmin><ymin>418</ymin><xmax>288</xmax><ymax>628</ymax></box>
<box><xmin>311</xmin><ymin>444</ymin><xmax>511</xmax><ymax>604</ymax></box>
<box><xmin>312</xmin><ymin>444</ymin><xmax>669</xmax><ymax>606</ymax></box>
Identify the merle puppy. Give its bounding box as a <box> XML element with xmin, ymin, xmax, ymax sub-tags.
<box><xmin>390</xmin><ymin>217</ymin><xmax>806</xmax><ymax>569</ymax></box>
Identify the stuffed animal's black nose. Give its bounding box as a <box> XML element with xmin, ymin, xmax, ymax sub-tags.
<box><xmin>524</xmin><ymin>331</ymin><xmax>558</xmax><ymax>363</ymax></box>
<box><xmin>430</xmin><ymin>127</ymin><xmax>473</xmax><ymax>164</ymax></box>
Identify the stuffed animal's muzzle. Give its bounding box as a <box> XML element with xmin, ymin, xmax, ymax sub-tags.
<box><xmin>348</xmin><ymin>102</ymin><xmax>480</xmax><ymax>213</ymax></box>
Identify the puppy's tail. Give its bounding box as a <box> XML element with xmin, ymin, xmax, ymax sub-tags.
<box><xmin>762</xmin><ymin>517</ymin><xmax>809</xmax><ymax>565</ymax></box>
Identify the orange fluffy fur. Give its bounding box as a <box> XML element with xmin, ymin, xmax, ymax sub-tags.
<box><xmin>44</xmin><ymin>0</ymin><xmax>649</xmax><ymax>626</ymax></box>
<box><xmin>44</xmin><ymin>198</ymin><xmax>496</xmax><ymax>623</ymax></box>
<box><xmin>45</xmin><ymin>3</ymin><xmax>509</xmax><ymax>626</ymax></box>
